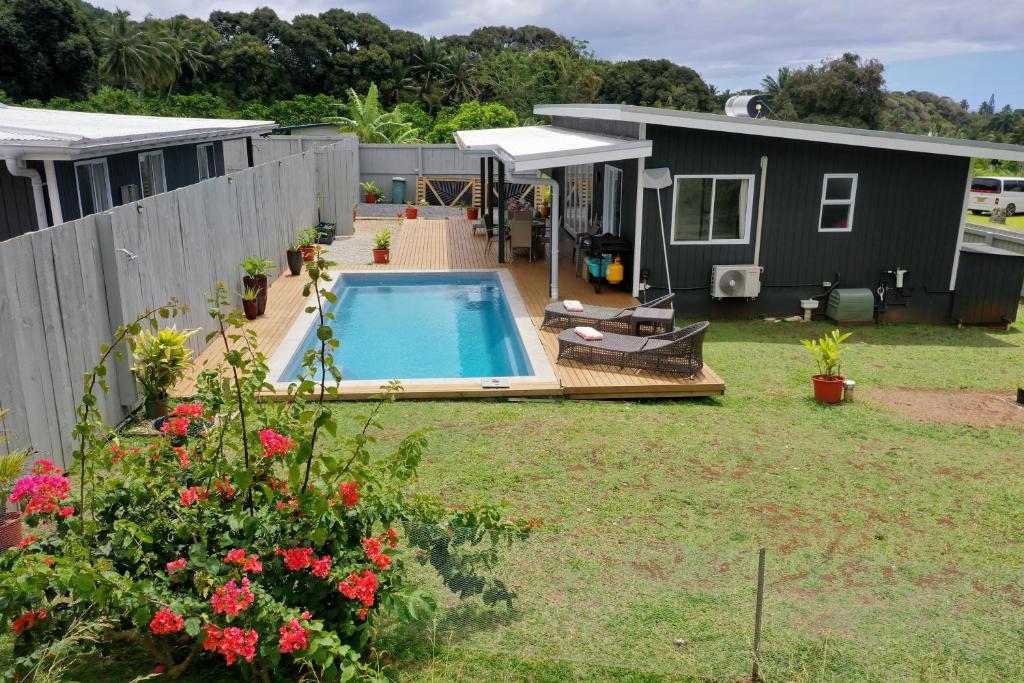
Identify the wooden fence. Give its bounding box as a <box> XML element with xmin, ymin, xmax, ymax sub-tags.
<box><xmin>0</xmin><ymin>141</ymin><xmax>357</xmax><ymax>466</ymax></box>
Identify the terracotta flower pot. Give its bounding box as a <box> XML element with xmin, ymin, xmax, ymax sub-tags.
<box><xmin>466</xmin><ymin>207</ymin><xmax>479</xmax><ymax>220</ymax></box>
<box><xmin>144</xmin><ymin>398</ymin><xmax>168</xmax><ymax>419</ymax></box>
<box><xmin>0</xmin><ymin>512</ymin><xmax>23</xmax><ymax>550</ymax></box>
<box><xmin>286</xmin><ymin>250</ymin><xmax>303</xmax><ymax>276</ymax></box>
<box><xmin>372</xmin><ymin>249</ymin><xmax>390</xmax><ymax>264</ymax></box>
<box><xmin>299</xmin><ymin>246</ymin><xmax>316</xmax><ymax>262</ymax></box>
<box><xmin>365</xmin><ymin>193</ymin><xmax>378</xmax><ymax>204</ymax></box>
<box><xmin>405</xmin><ymin>206</ymin><xmax>418</xmax><ymax>219</ymax></box>
<box><xmin>539</xmin><ymin>204</ymin><xmax>550</xmax><ymax>218</ymax></box>
<box><xmin>242</xmin><ymin>299</ymin><xmax>259</xmax><ymax>320</ymax></box>
<box><xmin>811</xmin><ymin>374</ymin><xmax>846</xmax><ymax>404</ymax></box>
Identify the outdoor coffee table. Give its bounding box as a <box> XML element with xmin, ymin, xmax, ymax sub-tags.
<box><xmin>629</xmin><ymin>306</ymin><xmax>674</xmax><ymax>335</ymax></box>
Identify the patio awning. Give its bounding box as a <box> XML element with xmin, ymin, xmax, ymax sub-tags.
<box><xmin>454</xmin><ymin>125</ymin><xmax>652</xmax><ymax>173</ymax></box>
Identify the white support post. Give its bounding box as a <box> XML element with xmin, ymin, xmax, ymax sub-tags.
<box><xmin>43</xmin><ymin>160</ymin><xmax>63</xmax><ymax>226</ymax></box>
<box><xmin>948</xmin><ymin>158</ymin><xmax>974</xmax><ymax>291</ymax></box>
<box><xmin>632</xmin><ymin>123</ymin><xmax>647</xmax><ymax>298</ymax></box>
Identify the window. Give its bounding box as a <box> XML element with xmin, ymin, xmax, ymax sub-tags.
<box><xmin>138</xmin><ymin>151</ymin><xmax>167</xmax><ymax>198</ymax></box>
<box><xmin>670</xmin><ymin>174</ymin><xmax>754</xmax><ymax>244</ymax></box>
<box><xmin>74</xmin><ymin>159</ymin><xmax>112</xmax><ymax>217</ymax></box>
<box><xmin>971</xmin><ymin>177</ymin><xmax>1001</xmax><ymax>193</ymax></box>
<box><xmin>197</xmin><ymin>143</ymin><xmax>217</xmax><ymax>180</ymax></box>
<box><xmin>818</xmin><ymin>173</ymin><xmax>857</xmax><ymax>232</ymax></box>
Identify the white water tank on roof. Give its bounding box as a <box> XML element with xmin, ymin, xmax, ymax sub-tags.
<box><xmin>725</xmin><ymin>95</ymin><xmax>770</xmax><ymax>118</ymax></box>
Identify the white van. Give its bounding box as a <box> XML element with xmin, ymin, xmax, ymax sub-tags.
<box><xmin>968</xmin><ymin>176</ymin><xmax>1024</xmax><ymax>216</ymax></box>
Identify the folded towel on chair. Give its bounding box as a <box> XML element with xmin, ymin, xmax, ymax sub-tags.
<box><xmin>574</xmin><ymin>326</ymin><xmax>603</xmax><ymax>341</ymax></box>
<box><xmin>563</xmin><ymin>300</ymin><xmax>584</xmax><ymax>312</ymax></box>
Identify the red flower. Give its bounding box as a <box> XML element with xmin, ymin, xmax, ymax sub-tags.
<box><xmin>149</xmin><ymin>608</ymin><xmax>185</xmax><ymax>635</ymax></box>
<box><xmin>275</xmin><ymin>546</ymin><xmax>314</xmax><ymax>571</ymax></box>
<box><xmin>203</xmin><ymin>625</ymin><xmax>259</xmax><ymax>665</ymax></box>
<box><xmin>278</xmin><ymin>617</ymin><xmax>309</xmax><ymax>653</ymax></box>
<box><xmin>224</xmin><ymin>548</ymin><xmax>247</xmax><ymax>565</ymax></box>
<box><xmin>58</xmin><ymin>506</ymin><xmax>74</xmax><ymax>518</ymax></box>
<box><xmin>210</xmin><ymin>577</ymin><xmax>255</xmax><ymax>616</ymax></box>
<box><xmin>110</xmin><ymin>443</ymin><xmax>141</xmax><ymax>463</ymax></box>
<box><xmin>31</xmin><ymin>460</ymin><xmax>62</xmax><ymax>476</ymax></box>
<box><xmin>166</xmin><ymin>558</ymin><xmax>187</xmax><ymax>573</ymax></box>
<box><xmin>172</xmin><ymin>446</ymin><xmax>191</xmax><ymax>468</ymax></box>
<box><xmin>213</xmin><ymin>478</ymin><xmax>235</xmax><ymax>499</ymax></box>
<box><xmin>338</xmin><ymin>570</ymin><xmax>378</xmax><ymax>609</ymax></box>
<box><xmin>8</xmin><ymin>464</ymin><xmax>71</xmax><ymax>515</ymax></box>
<box><xmin>276</xmin><ymin>498</ymin><xmax>298</xmax><ymax>512</ymax></box>
<box><xmin>12</xmin><ymin>609</ymin><xmax>47</xmax><ymax>635</ymax></box>
<box><xmin>384</xmin><ymin>528</ymin><xmax>399</xmax><ymax>548</ymax></box>
<box><xmin>362</xmin><ymin>537</ymin><xmax>391</xmax><ymax>571</ymax></box>
<box><xmin>258</xmin><ymin>429</ymin><xmax>296</xmax><ymax>458</ymax></box>
<box><xmin>179</xmin><ymin>486</ymin><xmax>209</xmax><ymax>507</ymax></box>
<box><xmin>338</xmin><ymin>481</ymin><xmax>359</xmax><ymax>507</ymax></box>
<box><xmin>160</xmin><ymin>416</ymin><xmax>190</xmax><ymax>437</ymax></box>
<box><xmin>171</xmin><ymin>402</ymin><xmax>205</xmax><ymax>418</ymax></box>
<box><xmin>310</xmin><ymin>555</ymin><xmax>332</xmax><ymax>579</ymax></box>
<box><xmin>17</xmin><ymin>536</ymin><xmax>39</xmax><ymax>550</ymax></box>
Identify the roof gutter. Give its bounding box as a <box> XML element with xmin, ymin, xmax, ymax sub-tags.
<box><xmin>4</xmin><ymin>156</ymin><xmax>48</xmax><ymax>231</ymax></box>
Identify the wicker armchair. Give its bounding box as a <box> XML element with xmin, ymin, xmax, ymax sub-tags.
<box><xmin>556</xmin><ymin>321</ymin><xmax>709</xmax><ymax>376</ymax></box>
<box><xmin>542</xmin><ymin>293</ymin><xmax>674</xmax><ymax>334</ymax></box>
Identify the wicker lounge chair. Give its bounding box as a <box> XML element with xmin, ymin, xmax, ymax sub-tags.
<box><xmin>542</xmin><ymin>293</ymin><xmax>674</xmax><ymax>334</ymax></box>
<box><xmin>556</xmin><ymin>321</ymin><xmax>709</xmax><ymax>376</ymax></box>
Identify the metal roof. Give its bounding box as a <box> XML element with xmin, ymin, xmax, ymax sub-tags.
<box><xmin>454</xmin><ymin>125</ymin><xmax>652</xmax><ymax>172</ymax></box>
<box><xmin>0</xmin><ymin>105</ymin><xmax>276</xmax><ymax>159</ymax></box>
<box><xmin>536</xmin><ymin>103</ymin><xmax>1024</xmax><ymax>162</ymax></box>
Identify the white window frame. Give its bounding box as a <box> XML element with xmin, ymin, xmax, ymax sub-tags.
<box><xmin>73</xmin><ymin>158</ymin><xmax>113</xmax><ymax>218</ymax></box>
<box><xmin>197</xmin><ymin>143</ymin><xmax>216</xmax><ymax>180</ymax></box>
<box><xmin>669</xmin><ymin>174</ymin><xmax>755</xmax><ymax>245</ymax></box>
<box><xmin>137</xmin><ymin>150</ymin><xmax>167</xmax><ymax>198</ymax></box>
<box><xmin>818</xmin><ymin>173</ymin><xmax>858</xmax><ymax>233</ymax></box>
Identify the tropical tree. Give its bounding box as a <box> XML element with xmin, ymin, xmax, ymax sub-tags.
<box><xmin>98</xmin><ymin>11</ymin><xmax>176</xmax><ymax>92</ymax></box>
<box><xmin>327</xmin><ymin>84</ymin><xmax>418</xmax><ymax>143</ymax></box>
<box><xmin>761</xmin><ymin>67</ymin><xmax>792</xmax><ymax>97</ymax></box>
<box><xmin>443</xmin><ymin>47</ymin><xmax>479</xmax><ymax>104</ymax></box>
<box><xmin>411</xmin><ymin>37</ymin><xmax>450</xmax><ymax>112</ymax></box>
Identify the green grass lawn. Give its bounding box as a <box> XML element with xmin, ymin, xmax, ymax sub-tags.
<box><xmin>967</xmin><ymin>212</ymin><xmax>1024</xmax><ymax>232</ymax></box>
<box><xmin>36</xmin><ymin>310</ymin><xmax>1024</xmax><ymax>681</ymax></box>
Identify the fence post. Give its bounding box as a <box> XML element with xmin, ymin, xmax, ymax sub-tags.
<box><xmin>752</xmin><ymin>546</ymin><xmax>766</xmax><ymax>682</ymax></box>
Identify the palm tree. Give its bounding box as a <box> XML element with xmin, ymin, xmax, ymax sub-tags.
<box><xmin>98</xmin><ymin>11</ymin><xmax>176</xmax><ymax>92</ymax></box>
<box><xmin>326</xmin><ymin>84</ymin><xmax>417</xmax><ymax>143</ymax></box>
<box><xmin>761</xmin><ymin>67</ymin><xmax>792</xmax><ymax>97</ymax></box>
<box><xmin>443</xmin><ymin>47</ymin><xmax>479</xmax><ymax>104</ymax></box>
<box><xmin>411</xmin><ymin>38</ymin><xmax>450</xmax><ymax>112</ymax></box>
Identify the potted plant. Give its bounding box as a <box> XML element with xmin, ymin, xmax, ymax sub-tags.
<box><xmin>316</xmin><ymin>222</ymin><xmax>336</xmax><ymax>245</ymax></box>
<box><xmin>297</xmin><ymin>227</ymin><xmax>320</xmax><ymax>262</ymax></box>
<box><xmin>466</xmin><ymin>203</ymin><xmax>479</xmax><ymax>221</ymax></box>
<box><xmin>801</xmin><ymin>329</ymin><xmax>852</xmax><ymax>404</ymax></box>
<box><xmin>286</xmin><ymin>239</ymin><xmax>304</xmax><ymax>276</ymax></box>
<box><xmin>1017</xmin><ymin>383</ymin><xmax>1024</xmax><ymax>405</ymax></box>
<box><xmin>405</xmin><ymin>202</ymin><xmax>418</xmax><ymax>220</ymax></box>
<box><xmin>132</xmin><ymin>327</ymin><xmax>196</xmax><ymax>418</ymax></box>
<box><xmin>372</xmin><ymin>228</ymin><xmax>392</xmax><ymax>264</ymax></box>
<box><xmin>240</xmin><ymin>285</ymin><xmax>260</xmax><ymax>320</ymax></box>
<box><xmin>538</xmin><ymin>187</ymin><xmax>552</xmax><ymax>218</ymax></box>
<box><xmin>0</xmin><ymin>410</ymin><xmax>27</xmax><ymax>550</ymax></box>
<box><xmin>361</xmin><ymin>181</ymin><xmax>382</xmax><ymax>204</ymax></box>
<box><xmin>241</xmin><ymin>257</ymin><xmax>276</xmax><ymax>315</ymax></box>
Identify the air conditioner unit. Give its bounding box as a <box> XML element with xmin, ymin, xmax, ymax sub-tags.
<box><xmin>711</xmin><ymin>265</ymin><xmax>763</xmax><ymax>299</ymax></box>
<box><xmin>120</xmin><ymin>184</ymin><xmax>140</xmax><ymax>203</ymax></box>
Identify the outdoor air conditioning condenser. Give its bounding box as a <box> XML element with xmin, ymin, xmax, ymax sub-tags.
<box><xmin>710</xmin><ymin>265</ymin><xmax>763</xmax><ymax>299</ymax></box>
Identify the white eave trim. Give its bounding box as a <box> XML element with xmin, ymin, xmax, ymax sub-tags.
<box><xmin>454</xmin><ymin>126</ymin><xmax>652</xmax><ymax>173</ymax></box>
<box><xmin>535</xmin><ymin>104</ymin><xmax>1024</xmax><ymax>163</ymax></box>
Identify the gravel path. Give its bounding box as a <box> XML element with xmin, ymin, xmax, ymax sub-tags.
<box><xmin>324</xmin><ymin>219</ymin><xmax>403</xmax><ymax>265</ymax></box>
<box><xmin>356</xmin><ymin>202</ymin><xmax>463</xmax><ymax>219</ymax></box>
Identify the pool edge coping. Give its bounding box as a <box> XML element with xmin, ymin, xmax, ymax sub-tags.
<box><xmin>265</xmin><ymin>268</ymin><xmax>559</xmax><ymax>393</ymax></box>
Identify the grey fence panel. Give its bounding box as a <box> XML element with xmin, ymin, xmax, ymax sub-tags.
<box><xmin>359</xmin><ymin>143</ymin><xmax>479</xmax><ymax>203</ymax></box>
<box><xmin>0</xmin><ymin>141</ymin><xmax>355</xmax><ymax>460</ymax></box>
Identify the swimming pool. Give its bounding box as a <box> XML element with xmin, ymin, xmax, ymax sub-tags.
<box><xmin>271</xmin><ymin>271</ymin><xmax>550</xmax><ymax>385</ymax></box>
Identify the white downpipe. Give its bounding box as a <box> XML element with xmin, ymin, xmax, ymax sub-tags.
<box><xmin>511</xmin><ymin>173</ymin><xmax>560</xmax><ymax>299</ymax></box>
<box><xmin>4</xmin><ymin>156</ymin><xmax>48</xmax><ymax>230</ymax></box>
<box><xmin>752</xmin><ymin>155</ymin><xmax>768</xmax><ymax>267</ymax></box>
<box><xmin>43</xmin><ymin>160</ymin><xmax>63</xmax><ymax>226</ymax></box>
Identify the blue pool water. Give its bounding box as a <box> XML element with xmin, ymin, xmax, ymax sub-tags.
<box><xmin>280</xmin><ymin>272</ymin><xmax>534</xmax><ymax>381</ymax></box>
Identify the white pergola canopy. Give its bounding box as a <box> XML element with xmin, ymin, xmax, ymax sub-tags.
<box><xmin>454</xmin><ymin>125</ymin><xmax>651</xmax><ymax>173</ymax></box>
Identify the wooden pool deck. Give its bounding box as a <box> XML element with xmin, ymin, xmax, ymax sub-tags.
<box><xmin>177</xmin><ymin>218</ymin><xmax>725</xmax><ymax>400</ymax></box>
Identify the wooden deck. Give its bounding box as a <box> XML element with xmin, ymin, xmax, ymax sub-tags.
<box><xmin>178</xmin><ymin>218</ymin><xmax>725</xmax><ymax>400</ymax></box>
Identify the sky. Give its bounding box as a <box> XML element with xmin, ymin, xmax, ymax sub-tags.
<box><xmin>93</xmin><ymin>0</ymin><xmax>1024</xmax><ymax>110</ymax></box>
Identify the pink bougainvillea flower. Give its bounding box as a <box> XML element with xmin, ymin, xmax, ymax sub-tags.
<box><xmin>258</xmin><ymin>429</ymin><xmax>296</xmax><ymax>458</ymax></box>
<box><xmin>166</xmin><ymin>558</ymin><xmax>187</xmax><ymax>573</ymax></box>
<box><xmin>8</xmin><ymin>463</ymin><xmax>71</xmax><ymax>515</ymax></box>
<box><xmin>171</xmin><ymin>446</ymin><xmax>191</xmax><ymax>468</ymax></box>
<box><xmin>275</xmin><ymin>498</ymin><xmax>298</xmax><ymax>512</ymax></box>
<box><xmin>203</xmin><ymin>625</ymin><xmax>259</xmax><ymax>665</ymax></box>
<box><xmin>225</xmin><ymin>548</ymin><xmax>247</xmax><ymax>565</ymax></box>
<box><xmin>310</xmin><ymin>555</ymin><xmax>332</xmax><ymax>579</ymax></box>
<box><xmin>362</xmin><ymin>538</ymin><xmax>391</xmax><ymax>571</ymax></box>
<box><xmin>58</xmin><ymin>506</ymin><xmax>74</xmax><ymax>518</ymax></box>
<box><xmin>213</xmin><ymin>478</ymin><xmax>235</xmax><ymax>499</ymax></box>
<box><xmin>275</xmin><ymin>546</ymin><xmax>314</xmax><ymax>571</ymax></box>
<box><xmin>171</xmin><ymin>402</ymin><xmax>205</xmax><ymax>418</ymax></box>
<box><xmin>210</xmin><ymin>577</ymin><xmax>255</xmax><ymax>616</ymax></box>
<box><xmin>110</xmin><ymin>443</ymin><xmax>141</xmax><ymax>464</ymax></box>
<box><xmin>278</xmin><ymin>617</ymin><xmax>310</xmax><ymax>653</ymax></box>
<box><xmin>338</xmin><ymin>569</ymin><xmax>378</xmax><ymax>609</ymax></box>
<box><xmin>152</xmin><ymin>663</ymin><xmax>167</xmax><ymax>674</ymax></box>
<box><xmin>178</xmin><ymin>486</ymin><xmax>209</xmax><ymax>507</ymax></box>
<box><xmin>149</xmin><ymin>608</ymin><xmax>185</xmax><ymax>635</ymax></box>
<box><xmin>384</xmin><ymin>528</ymin><xmax>399</xmax><ymax>548</ymax></box>
<box><xmin>160</xmin><ymin>416</ymin><xmax>190</xmax><ymax>437</ymax></box>
<box><xmin>224</xmin><ymin>548</ymin><xmax>263</xmax><ymax>573</ymax></box>
<box><xmin>338</xmin><ymin>481</ymin><xmax>359</xmax><ymax>507</ymax></box>
<box><xmin>17</xmin><ymin>536</ymin><xmax>39</xmax><ymax>550</ymax></box>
